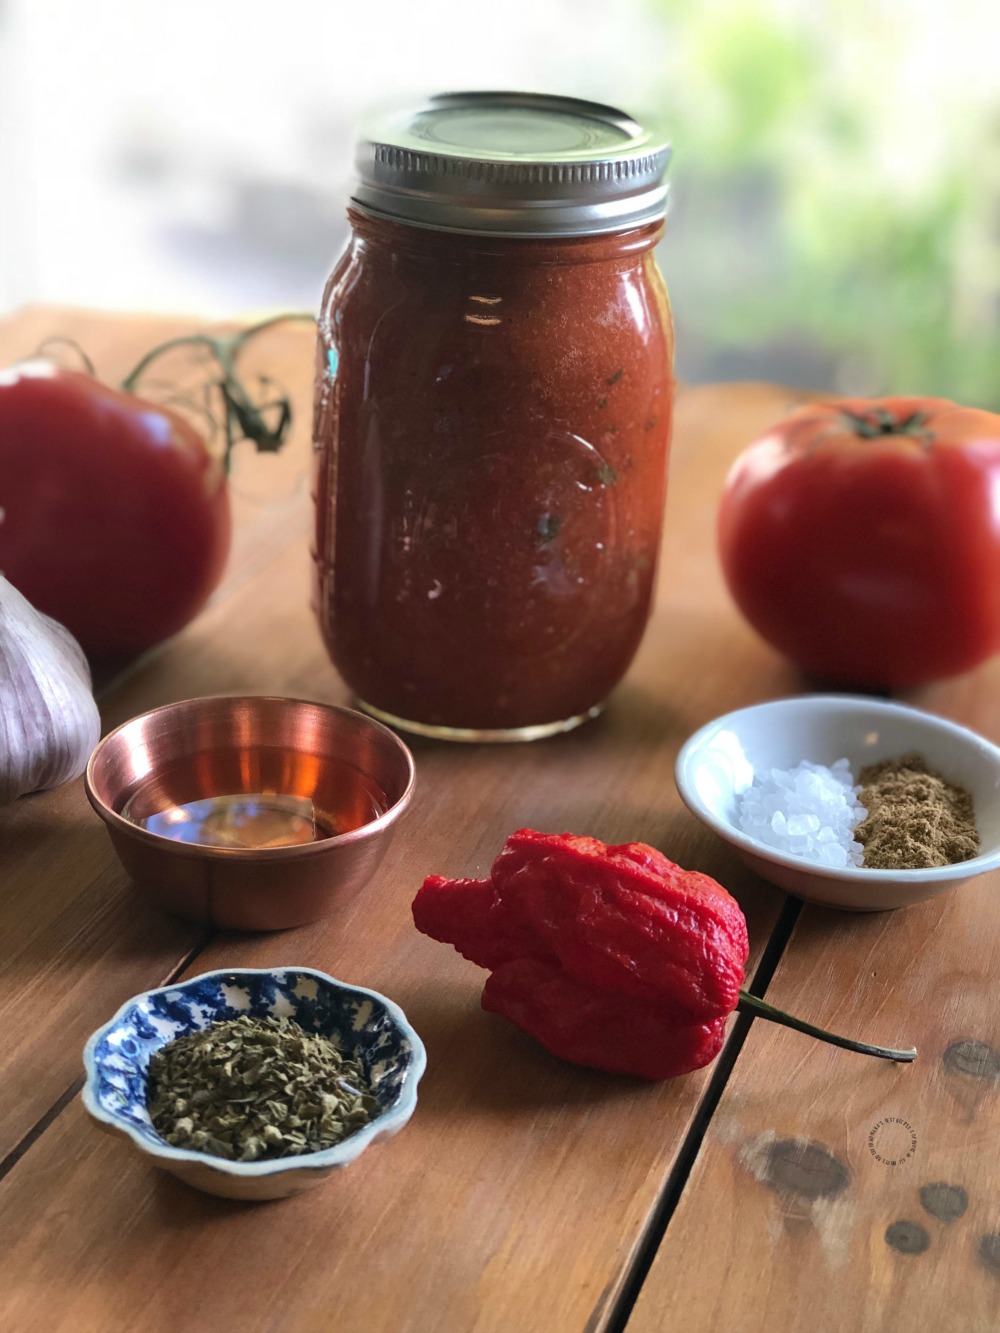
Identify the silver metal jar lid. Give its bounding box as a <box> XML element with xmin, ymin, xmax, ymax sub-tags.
<box><xmin>351</xmin><ymin>91</ymin><xmax>670</xmax><ymax>238</ymax></box>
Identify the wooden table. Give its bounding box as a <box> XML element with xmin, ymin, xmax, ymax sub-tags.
<box><xmin>1</xmin><ymin>309</ymin><xmax>998</xmax><ymax>1333</ymax></box>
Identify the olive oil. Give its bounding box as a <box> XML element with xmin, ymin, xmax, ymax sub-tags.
<box><xmin>119</xmin><ymin>743</ymin><xmax>390</xmax><ymax>851</ymax></box>
<box><xmin>122</xmin><ymin>792</ymin><xmax>331</xmax><ymax>849</ymax></box>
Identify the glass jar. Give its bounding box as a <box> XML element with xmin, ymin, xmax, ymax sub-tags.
<box><xmin>314</xmin><ymin>93</ymin><xmax>674</xmax><ymax>741</ymax></box>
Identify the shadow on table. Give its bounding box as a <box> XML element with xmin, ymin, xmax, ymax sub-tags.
<box><xmin>392</xmin><ymin>980</ymin><xmax>687</xmax><ymax>1122</ymax></box>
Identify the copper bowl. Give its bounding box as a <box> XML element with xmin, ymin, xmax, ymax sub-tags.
<box><xmin>85</xmin><ymin>696</ymin><xmax>415</xmax><ymax>931</ymax></box>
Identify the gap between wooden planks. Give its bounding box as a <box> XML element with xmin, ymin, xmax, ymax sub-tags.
<box><xmin>626</xmin><ymin>683</ymin><xmax>1000</xmax><ymax>1331</ymax></box>
<box><xmin>0</xmin><ymin>538</ymin><xmax>797</xmax><ymax>1333</ymax></box>
<box><xmin>0</xmin><ymin>308</ymin><xmax>813</xmax><ymax>1331</ymax></box>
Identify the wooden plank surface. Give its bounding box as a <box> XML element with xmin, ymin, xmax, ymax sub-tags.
<box><xmin>627</xmin><ymin>688</ymin><xmax>1000</xmax><ymax>1331</ymax></box>
<box><xmin>0</xmin><ymin>308</ymin><xmax>802</xmax><ymax>1332</ymax></box>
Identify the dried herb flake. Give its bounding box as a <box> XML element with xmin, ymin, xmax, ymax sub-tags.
<box><xmin>147</xmin><ymin>1015</ymin><xmax>378</xmax><ymax>1162</ymax></box>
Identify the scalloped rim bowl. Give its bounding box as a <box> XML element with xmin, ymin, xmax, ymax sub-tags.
<box><xmin>675</xmin><ymin>695</ymin><xmax>1000</xmax><ymax>911</ymax></box>
<box><xmin>82</xmin><ymin>966</ymin><xmax>427</xmax><ymax>1201</ymax></box>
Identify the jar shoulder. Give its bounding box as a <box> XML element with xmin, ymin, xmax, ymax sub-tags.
<box><xmin>318</xmin><ymin>242</ymin><xmax>672</xmax><ymax>354</ymax></box>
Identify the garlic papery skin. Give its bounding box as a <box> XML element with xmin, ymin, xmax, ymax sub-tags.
<box><xmin>0</xmin><ymin>576</ymin><xmax>102</xmax><ymax>805</ymax></box>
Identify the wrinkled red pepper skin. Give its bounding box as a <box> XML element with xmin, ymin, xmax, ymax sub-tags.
<box><xmin>412</xmin><ymin>829</ymin><xmax>750</xmax><ymax>1080</ymax></box>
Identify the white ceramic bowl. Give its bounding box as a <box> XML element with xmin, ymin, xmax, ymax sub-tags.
<box><xmin>675</xmin><ymin>695</ymin><xmax>1000</xmax><ymax>911</ymax></box>
<box><xmin>82</xmin><ymin>967</ymin><xmax>426</xmax><ymax>1201</ymax></box>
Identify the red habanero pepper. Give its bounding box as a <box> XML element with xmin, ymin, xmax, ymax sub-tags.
<box><xmin>412</xmin><ymin>830</ymin><xmax>916</xmax><ymax>1079</ymax></box>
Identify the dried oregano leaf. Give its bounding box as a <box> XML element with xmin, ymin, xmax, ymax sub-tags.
<box><xmin>147</xmin><ymin>1015</ymin><xmax>379</xmax><ymax>1161</ymax></box>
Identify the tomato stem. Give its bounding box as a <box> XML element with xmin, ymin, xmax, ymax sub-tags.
<box><xmin>120</xmin><ymin>312</ymin><xmax>316</xmax><ymax>474</ymax></box>
<box><xmin>841</xmin><ymin>407</ymin><xmax>933</xmax><ymax>447</ymax></box>
<box><xmin>33</xmin><ymin>336</ymin><xmax>98</xmax><ymax>378</ymax></box>
<box><xmin>737</xmin><ymin>991</ymin><xmax>916</xmax><ymax>1062</ymax></box>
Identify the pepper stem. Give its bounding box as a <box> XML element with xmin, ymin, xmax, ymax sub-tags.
<box><xmin>120</xmin><ymin>312</ymin><xmax>316</xmax><ymax>474</ymax></box>
<box><xmin>737</xmin><ymin>990</ymin><xmax>916</xmax><ymax>1062</ymax></box>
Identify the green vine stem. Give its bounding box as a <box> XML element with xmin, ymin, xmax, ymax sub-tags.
<box><xmin>120</xmin><ymin>312</ymin><xmax>316</xmax><ymax>474</ymax></box>
<box><xmin>737</xmin><ymin>990</ymin><xmax>917</xmax><ymax>1062</ymax></box>
<box><xmin>33</xmin><ymin>336</ymin><xmax>98</xmax><ymax>378</ymax></box>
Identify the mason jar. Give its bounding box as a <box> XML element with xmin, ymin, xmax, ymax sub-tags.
<box><xmin>314</xmin><ymin>92</ymin><xmax>674</xmax><ymax>741</ymax></box>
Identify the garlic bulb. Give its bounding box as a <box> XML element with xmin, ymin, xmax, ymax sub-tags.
<box><xmin>0</xmin><ymin>576</ymin><xmax>102</xmax><ymax>804</ymax></box>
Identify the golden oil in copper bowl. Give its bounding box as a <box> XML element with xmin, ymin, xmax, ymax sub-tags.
<box><xmin>85</xmin><ymin>696</ymin><xmax>415</xmax><ymax>931</ymax></box>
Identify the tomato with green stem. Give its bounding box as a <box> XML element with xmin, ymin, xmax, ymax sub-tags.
<box><xmin>718</xmin><ymin>397</ymin><xmax>1000</xmax><ymax>688</ymax></box>
<box><xmin>0</xmin><ymin>316</ymin><xmax>306</xmax><ymax>661</ymax></box>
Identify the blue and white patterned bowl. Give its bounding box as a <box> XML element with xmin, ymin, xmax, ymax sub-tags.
<box><xmin>82</xmin><ymin>967</ymin><xmax>426</xmax><ymax>1201</ymax></box>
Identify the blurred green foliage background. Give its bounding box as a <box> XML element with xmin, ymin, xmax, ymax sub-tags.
<box><xmin>639</xmin><ymin>0</ymin><xmax>1000</xmax><ymax>405</ymax></box>
<box><xmin>3</xmin><ymin>0</ymin><xmax>996</xmax><ymax>406</ymax></box>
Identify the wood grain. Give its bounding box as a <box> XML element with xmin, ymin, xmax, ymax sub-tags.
<box><xmin>628</xmin><ymin>685</ymin><xmax>1000</xmax><ymax>1333</ymax></box>
<box><xmin>0</xmin><ymin>307</ymin><xmax>802</xmax><ymax>1331</ymax></box>
<box><xmin>0</xmin><ymin>507</ymin><xmax>787</xmax><ymax>1333</ymax></box>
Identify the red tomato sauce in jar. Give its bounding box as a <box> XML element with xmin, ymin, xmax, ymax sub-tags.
<box><xmin>313</xmin><ymin>93</ymin><xmax>674</xmax><ymax>740</ymax></box>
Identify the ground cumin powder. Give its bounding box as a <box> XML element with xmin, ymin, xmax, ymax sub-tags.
<box><xmin>856</xmin><ymin>753</ymin><xmax>979</xmax><ymax>870</ymax></box>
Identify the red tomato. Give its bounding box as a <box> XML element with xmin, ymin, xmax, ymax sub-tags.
<box><xmin>717</xmin><ymin>396</ymin><xmax>1000</xmax><ymax>688</ymax></box>
<box><xmin>0</xmin><ymin>361</ymin><xmax>230</xmax><ymax>659</ymax></box>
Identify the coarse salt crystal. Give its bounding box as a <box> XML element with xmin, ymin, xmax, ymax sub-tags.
<box><xmin>736</xmin><ymin>758</ymin><xmax>867</xmax><ymax>867</ymax></box>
